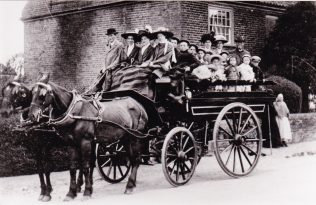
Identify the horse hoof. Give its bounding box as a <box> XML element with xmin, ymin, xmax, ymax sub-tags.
<box><xmin>124</xmin><ymin>188</ymin><xmax>134</xmax><ymax>194</ymax></box>
<box><xmin>81</xmin><ymin>196</ymin><xmax>91</xmax><ymax>201</ymax></box>
<box><xmin>63</xmin><ymin>196</ymin><xmax>75</xmax><ymax>202</ymax></box>
<box><xmin>41</xmin><ymin>195</ymin><xmax>52</xmax><ymax>202</ymax></box>
<box><xmin>38</xmin><ymin>195</ymin><xmax>44</xmax><ymax>201</ymax></box>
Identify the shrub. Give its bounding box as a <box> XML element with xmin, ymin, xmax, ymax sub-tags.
<box><xmin>0</xmin><ymin>114</ymin><xmax>69</xmax><ymax>177</ymax></box>
<box><xmin>266</xmin><ymin>75</ymin><xmax>302</xmax><ymax>113</ymax></box>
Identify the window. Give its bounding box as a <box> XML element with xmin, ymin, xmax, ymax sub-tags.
<box><xmin>265</xmin><ymin>15</ymin><xmax>278</xmax><ymax>38</ymax></box>
<box><xmin>209</xmin><ymin>7</ymin><xmax>234</xmax><ymax>45</ymax></box>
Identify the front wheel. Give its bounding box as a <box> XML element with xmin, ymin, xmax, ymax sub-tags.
<box><xmin>213</xmin><ymin>103</ymin><xmax>262</xmax><ymax>177</ymax></box>
<box><xmin>162</xmin><ymin>127</ymin><xmax>198</xmax><ymax>186</ymax></box>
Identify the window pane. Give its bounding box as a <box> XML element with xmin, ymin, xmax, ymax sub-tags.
<box><xmin>209</xmin><ymin>7</ymin><xmax>233</xmax><ymax>44</ymax></box>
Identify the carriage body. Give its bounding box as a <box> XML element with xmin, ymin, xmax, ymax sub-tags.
<box><xmin>96</xmin><ymin>79</ymin><xmax>276</xmax><ymax>186</ymax></box>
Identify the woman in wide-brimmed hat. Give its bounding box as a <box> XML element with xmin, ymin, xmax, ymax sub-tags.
<box><xmin>200</xmin><ymin>31</ymin><xmax>215</xmax><ymax>54</ymax></box>
<box><xmin>213</xmin><ymin>34</ymin><xmax>228</xmax><ymax>54</ymax></box>
<box><xmin>120</xmin><ymin>30</ymin><xmax>140</xmax><ymax>66</ymax></box>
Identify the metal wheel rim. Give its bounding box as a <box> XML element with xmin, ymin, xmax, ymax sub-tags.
<box><xmin>162</xmin><ymin>127</ymin><xmax>198</xmax><ymax>186</ymax></box>
<box><xmin>95</xmin><ymin>142</ymin><xmax>131</xmax><ymax>183</ymax></box>
<box><xmin>213</xmin><ymin>102</ymin><xmax>262</xmax><ymax>177</ymax></box>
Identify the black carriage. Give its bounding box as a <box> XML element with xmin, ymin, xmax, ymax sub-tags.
<box><xmin>95</xmin><ymin>78</ymin><xmax>276</xmax><ymax>186</ymax></box>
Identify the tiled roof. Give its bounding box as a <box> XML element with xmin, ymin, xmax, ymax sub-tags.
<box><xmin>257</xmin><ymin>1</ymin><xmax>297</xmax><ymax>8</ymax></box>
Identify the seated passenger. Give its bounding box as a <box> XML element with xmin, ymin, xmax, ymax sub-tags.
<box><xmin>250</xmin><ymin>56</ymin><xmax>264</xmax><ymax>81</ymax></box>
<box><xmin>140</xmin><ymin>27</ymin><xmax>175</xmax><ymax>79</ymax></box>
<box><xmin>199</xmin><ymin>32</ymin><xmax>215</xmax><ymax>54</ymax></box>
<box><xmin>206</xmin><ymin>54</ymin><xmax>226</xmax><ymax>91</ymax></box>
<box><xmin>173</xmin><ymin>40</ymin><xmax>200</xmax><ymax>73</ymax></box>
<box><xmin>188</xmin><ymin>44</ymin><xmax>199</xmax><ymax>59</ymax></box>
<box><xmin>197</xmin><ymin>47</ymin><xmax>206</xmax><ymax>64</ymax></box>
<box><xmin>237</xmin><ymin>54</ymin><xmax>255</xmax><ymax>92</ymax></box>
<box><xmin>134</xmin><ymin>29</ymin><xmax>155</xmax><ymax>65</ymax></box>
<box><xmin>120</xmin><ymin>30</ymin><xmax>140</xmax><ymax>66</ymax></box>
<box><xmin>220</xmin><ymin>51</ymin><xmax>229</xmax><ymax>67</ymax></box>
<box><xmin>224</xmin><ymin>55</ymin><xmax>240</xmax><ymax>92</ymax></box>
<box><xmin>213</xmin><ymin>35</ymin><xmax>228</xmax><ymax>55</ymax></box>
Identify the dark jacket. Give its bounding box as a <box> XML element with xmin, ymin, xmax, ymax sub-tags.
<box><xmin>121</xmin><ymin>45</ymin><xmax>140</xmax><ymax>65</ymax></box>
<box><xmin>250</xmin><ymin>63</ymin><xmax>264</xmax><ymax>80</ymax></box>
<box><xmin>173</xmin><ymin>50</ymin><xmax>201</xmax><ymax>72</ymax></box>
<box><xmin>135</xmin><ymin>45</ymin><xmax>155</xmax><ymax>65</ymax></box>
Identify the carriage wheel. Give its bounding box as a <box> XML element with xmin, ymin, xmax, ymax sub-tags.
<box><xmin>162</xmin><ymin>127</ymin><xmax>198</xmax><ymax>186</ymax></box>
<box><xmin>96</xmin><ymin>141</ymin><xmax>131</xmax><ymax>183</ymax></box>
<box><xmin>213</xmin><ymin>102</ymin><xmax>262</xmax><ymax>177</ymax></box>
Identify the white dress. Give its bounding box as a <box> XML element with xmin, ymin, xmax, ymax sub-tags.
<box><xmin>237</xmin><ymin>63</ymin><xmax>255</xmax><ymax>92</ymax></box>
<box><xmin>275</xmin><ymin>116</ymin><xmax>292</xmax><ymax>142</ymax></box>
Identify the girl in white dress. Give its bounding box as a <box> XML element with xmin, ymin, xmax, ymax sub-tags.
<box><xmin>273</xmin><ymin>93</ymin><xmax>292</xmax><ymax>146</ymax></box>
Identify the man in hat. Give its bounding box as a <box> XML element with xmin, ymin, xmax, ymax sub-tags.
<box><xmin>173</xmin><ymin>40</ymin><xmax>200</xmax><ymax>73</ymax></box>
<box><xmin>200</xmin><ymin>31</ymin><xmax>215</xmax><ymax>54</ymax></box>
<box><xmin>87</xmin><ymin>28</ymin><xmax>124</xmax><ymax>93</ymax></box>
<box><xmin>213</xmin><ymin>35</ymin><xmax>228</xmax><ymax>55</ymax></box>
<box><xmin>120</xmin><ymin>30</ymin><xmax>140</xmax><ymax>66</ymax></box>
<box><xmin>229</xmin><ymin>35</ymin><xmax>251</xmax><ymax>66</ymax></box>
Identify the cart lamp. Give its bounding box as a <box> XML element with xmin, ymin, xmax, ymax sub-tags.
<box><xmin>185</xmin><ymin>89</ymin><xmax>192</xmax><ymax>99</ymax></box>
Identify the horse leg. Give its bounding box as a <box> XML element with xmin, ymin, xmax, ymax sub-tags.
<box><xmin>36</xmin><ymin>146</ymin><xmax>47</xmax><ymax>201</ymax></box>
<box><xmin>81</xmin><ymin>138</ymin><xmax>93</xmax><ymax>198</ymax></box>
<box><xmin>125</xmin><ymin>139</ymin><xmax>142</xmax><ymax>194</ymax></box>
<box><xmin>64</xmin><ymin>146</ymin><xmax>79</xmax><ymax>201</ymax></box>
<box><xmin>40</xmin><ymin>147</ymin><xmax>53</xmax><ymax>202</ymax></box>
<box><xmin>89</xmin><ymin>142</ymin><xmax>96</xmax><ymax>186</ymax></box>
<box><xmin>76</xmin><ymin>167</ymin><xmax>83</xmax><ymax>193</ymax></box>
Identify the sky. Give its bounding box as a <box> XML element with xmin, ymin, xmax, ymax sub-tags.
<box><xmin>0</xmin><ymin>1</ymin><xmax>27</xmax><ymax>65</ymax></box>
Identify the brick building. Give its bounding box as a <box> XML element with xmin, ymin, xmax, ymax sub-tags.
<box><xmin>22</xmin><ymin>1</ymin><xmax>295</xmax><ymax>89</ymax></box>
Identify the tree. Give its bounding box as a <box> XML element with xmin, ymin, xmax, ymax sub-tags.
<box><xmin>6</xmin><ymin>53</ymin><xmax>24</xmax><ymax>78</ymax></box>
<box><xmin>262</xmin><ymin>2</ymin><xmax>316</xmax><ymax>112</ymax></box>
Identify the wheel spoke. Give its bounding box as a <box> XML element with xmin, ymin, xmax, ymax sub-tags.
<box><xmin>242</xmin><ymin>144</ymin><xmax>257</xmax><ymax>156</ymax></box>
<box><xmin>233</xmin><ymin>147</ymin><xmax>236</xmax><ymax>172</ymax></box>
<box><xmin>180</xmin><ymin>132</ymin><xmax>184</xmax><ymax>149</ymax></box>
<box><xmin>244</xmin><ymin>138</ymin><xmax>260</xmax><ymax>142</ymax></box>
<box><xmin>240</xmin><ymin>113</ymin><xmax>252</xmax><ymax>134</ymax></box>
<box><xmin>180</xmin><ymin>163</ymin><xmax>186</xmax><ymax>180</ymax></box>
<box><xmin>231</xmin><ymin>108</ymin><xmax>238</xmax><ymax>134</ymax></box>
<box><xmin>237</xmin><ymin>147</ymin><xmax>245</xmax><ymax>173</ymax></box>
<box><xmin>101</xmin><ymin>158</ymin><xmax>111</xmax><ymax>168</ymax></box>
<box><xmin>224</xmin><ymin>114</ymin><xmax>235</xmax><ymax>135</ymax></box>
<box><xmin>184</xmin><ymin>146</ymin><xmax>194</xmax><ymax>154</ymax></box>
<box><xmin>182</xmin><ymin>136</ymin><xmax>190</xmax><ymax>150</ymax></box>
<box><xmin>237</xmin><ymin>107</ymin><xmax>243</xmax><ymax>133</ymax></box>
<box><xmin>219</xmin><ymin>126</ymin><xmax>234</xmax><ymax>138</ymax></box>
<box><xmin>167</xmin><ymin>158</ymin><xmax>177</xmax><ymax>168</ymax></box>
<box><xmin>117</xmin><ymin>165</ymin><xmax>124</xmax><ymax>177</ymax></box>
<box><xmin>241</xmin><ymin>126</ymin><xmax>258</xmax><ymax>137</ymax></box>
<box><xmin>168</xmin><ymin>143</ymin><xmax>179</xmax><ymax>154</ymax></box>
<box><xmin>239</xmin><ymin>146</ymin><xmax>253</xmax><ymax>167</ymax></box>
<box><xmin>183</xmin><ymin>161</ymin><xmax>191</xmax><ymax>173</ymax></box>
<box><xmin>176</xmin><ymin>161</ymin><xmax>180</xmax><ymax>182</ymax></box>
<box><xmin>106</xmin><ymin>162</ymin><xmax>113</xmax><ymax>176</ymax></box>
<box><xmin>170</xmin><ymin>161</ymin><xmax>177</xmax><ymax>175</ymax></box>
<box><xmin>225</xmin><ymin>145</ymin><xmax>234</xmax><ymax>166</ymax></box>
<box><xmin>217</xmin><ymin>138</ymin><xmax>234</xmax><ymax>143</ymax></box>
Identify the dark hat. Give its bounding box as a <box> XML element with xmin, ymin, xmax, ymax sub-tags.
<box><xmin>251</xmin><ymin>56</ymin><xmax>261</xmax><ymax>62</ymax></box>
<box><xmin>121</xmin><ymin>30</ymin><xmax>139</xmax><ymax>39</ymax></box>
<box><xmin>106</xmin><ymin>28</ymin><xmax>118</xmax><ymax>35</ymax></box>
<box><xmin>170</xmin><ymin>37</ymin><xmax>180</xmax><ymax>43</ymax></box>
<box><xmin>200</xmin><ymin>31</ymin><xmax>215</xmax><ymax>43</ymax></box>
<box><xmin>152</xmin><ymin>27</ymin><xmax>174</xmax><ymax>39</ymax></box>
<box><xmin>138</xmin><ymin>30</ymin><xmax>153</xmax><ymax>40</ymax></box>
<box><xmin>198</xmin><ymin>47</ymin><xmax>206</xmax><ymax>53</ymax></box>
<box><xmin>189</xmin><ymin>44</ymin><xmax>198</xmax><ymax>51</ymax></box>
<box><xmin>235</xmin><ymin>35</ymin><xmax>245</xmax><ymax>43</ymax></box>
<box><xmin>179</xmin><ymin>39</ymin><xmax>190</xmax><ymax>46</ymax></box>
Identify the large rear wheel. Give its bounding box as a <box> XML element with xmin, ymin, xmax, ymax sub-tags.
<box><xmin>213</xmin><ymin>103</ymin><xmax>262</xmax><ymax>177</ymax></box>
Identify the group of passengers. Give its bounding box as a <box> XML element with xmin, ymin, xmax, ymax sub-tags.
<box><xmin>89</xmin><ymin>25</ymin><xmax>264</xmax><ymax>99</ymax></box>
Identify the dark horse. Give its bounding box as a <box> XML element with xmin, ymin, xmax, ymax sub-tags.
<box><xmin>28</xmin><ymin>75</ymin><xmax>147</xmax><ymax>200</ymax></box>
<box><xmin>0</xmin><ymin>80</ymin><xmax>88</xmax><ymax>201</ymax></box>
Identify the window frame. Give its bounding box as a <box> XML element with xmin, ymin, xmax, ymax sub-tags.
<box><xmin>208</xmin><ymin>5</ymin><xmax>234</xmax><ymax>46</ymax></box>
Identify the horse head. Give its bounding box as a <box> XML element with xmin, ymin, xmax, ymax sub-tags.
<box><xmin>0</xmin><ymin>81</ymin><xmax>31</xmax><ymax>118</ymax></box>
<box><xmin>28</xmin><ymin>74</ymin><xmax>72</xmax><ymax>122</ymax></box>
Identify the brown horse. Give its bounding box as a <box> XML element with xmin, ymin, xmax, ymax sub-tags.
<box><xmin>28</xmin><ymin>75</ymin><xmax>147</xmax><ymax>200</ymax></box>
<box><xmin>0</xmin><ymin>81</ymin><xmax>87</xmax><ymax>201</ymax></box>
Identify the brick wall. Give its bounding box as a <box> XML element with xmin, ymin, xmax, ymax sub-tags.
<box><xmin>289</xmin><ymin>113</ymin><xmax>316</xmax><ymax>143</ymax></box>
<box><xmin>23</xmin><ymin>1</ymin><xmax>182</xmax><ymax>89</ymax></box>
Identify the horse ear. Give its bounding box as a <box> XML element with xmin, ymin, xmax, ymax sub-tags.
<box><xmin>39</xmin><ymin>73</ymin><xmax>50</xmax><ymax>84</ymax></box>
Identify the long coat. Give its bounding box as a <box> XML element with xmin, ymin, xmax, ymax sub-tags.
<box><xmin>121</xmin><ymin>45</ymin><xmax>140</xmax><ymax>65</ymax></box>
<box><xmin>173</xmin><ymin>50</ymin><xmax>200</xmax><ymax>72</ymax></box>
<box><xmin>135</xmin><ymin>45</ymin><xmax>155</xmax><ymax>65</ymax></box>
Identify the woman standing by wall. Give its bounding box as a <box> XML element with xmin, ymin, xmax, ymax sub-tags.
<box><xmin>273</xmin><ymin>93</ymin><xmax>293</xmax><ymax>147</ymax></box>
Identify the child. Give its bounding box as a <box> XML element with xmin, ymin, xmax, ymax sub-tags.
<box><xmin>224</xmin><ymin>55</ymin><xmax>240</xmax><ymax>92</ymax></box>
<box><xmin>237</xmin><ymin>54</ymin><xmax>255</xmax><ymax>92</ymax></box>
<box><xmin>205</xmin><ymin>54</ymin><xmax>226</xmax><ymax>91</ymax></box>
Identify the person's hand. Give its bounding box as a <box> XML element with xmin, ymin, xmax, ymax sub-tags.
<box><xmin>100</xmin><ymin>66</ymin><xmax>106</xmax><ymax>73</ymax></box>
<box><xmin>184</xmin><ymin>66</ymin><xmax>190</xmax><ymax>72</ymax></box>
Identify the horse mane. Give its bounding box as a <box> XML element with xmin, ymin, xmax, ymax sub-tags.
<box><xmin>47</xmin><ymin>82</ymin><xmax>73</xmax><ymax>112</ymax></box>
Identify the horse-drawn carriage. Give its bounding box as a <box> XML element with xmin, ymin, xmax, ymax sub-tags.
<box><xmin>0</xmin><ymin>74</ymin><xmax>276</xmax><ymax>200</ymax></box>
<box><xmin>93</xmin><ymin>77</ymin><xmax>276</xmax><ymax>186</ymax></box>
